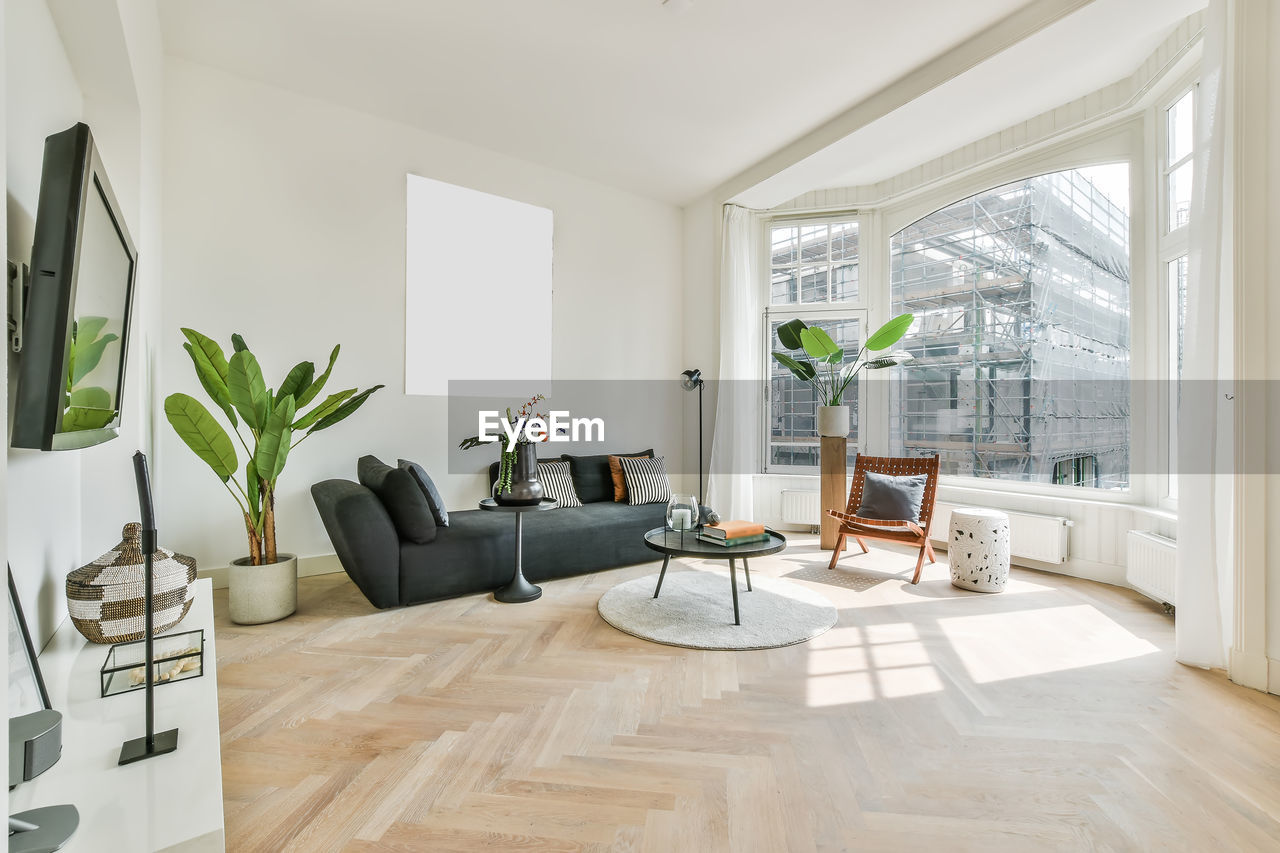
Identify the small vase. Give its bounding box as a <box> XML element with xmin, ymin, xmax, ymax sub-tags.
<box><xmin>666</xmin><ymin>495</ymin><xmax>699</xmax><ymax>531</ymax></box>
<box><xmin>817</xmin><ymin>405</ymin><xmax>850</xmax><ymax>437</ymax></box>
<box><xmin>494</xmin><ymin>442</ymin><xmax>545</xmax><ymax>506</ymax></box>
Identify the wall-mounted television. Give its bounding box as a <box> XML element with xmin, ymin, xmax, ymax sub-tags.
<box><xmin>11</xmin><ymin>123</ymin><xmax>137</xmax><ymax>451</ymax></box>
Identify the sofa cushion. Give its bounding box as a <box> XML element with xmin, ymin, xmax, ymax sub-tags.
<box><xmin>398</xmin><ymin>459</ymin><xmax>449</xmax><ymax>527</ymax></box>
<box><xmin>538</xmin><ymin>460</ymin><xmax>582</xmax><ymax>507</ymax></box>
<box><xmin>563</xmin><ymin>449</ymin><xmax>653</xmax><ymax>503</ymax></box>
<box><xmin>620</xmin><ymin>455</ymin><xmax>672</xmax><ymax>505</ymax></box>
<box><xmin>608</xmin><ymin>451</ymin><xmax>653</xmax><ymax>502</ymax></box>
<box><xmin>358</xmin><ymin>455</ymin><xmax>437</xmax><ymax>544</ymax></box>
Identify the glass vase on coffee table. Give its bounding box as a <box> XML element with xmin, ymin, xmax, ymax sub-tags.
<box><xmin>665</xmin><ymin>494</ymin><xmax>699</xmax><ymax>545</ymax></box>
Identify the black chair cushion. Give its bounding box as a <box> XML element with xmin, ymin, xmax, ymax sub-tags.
<box><xmin>357</xmin><ymin>455</ymin><xmax>437</xmax><ymax>544</ymax></box>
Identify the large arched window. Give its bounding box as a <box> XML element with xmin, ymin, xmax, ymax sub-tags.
<box><xmin>888</xmin><ymin>166</ymin><xmax>1131</xmax><ymax>490</ymax></box>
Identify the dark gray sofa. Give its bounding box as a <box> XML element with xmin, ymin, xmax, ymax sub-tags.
<box><xmin>311</xmin><ymin>452</ymin><xmax>669</xmax><ymax>608</ymax></box>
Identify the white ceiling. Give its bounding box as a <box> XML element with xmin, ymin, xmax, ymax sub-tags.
<box><xmin>737</xmin><ymin>0</ymin><xmax>1206</xmax><ymax>208</ymax></box>
<box><xmin>157</xmin><ymin>0</ymin><xmax>1039</xmax><ymax>205</ymax></box>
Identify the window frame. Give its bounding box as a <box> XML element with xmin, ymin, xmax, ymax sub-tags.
<box><xmin>761</xmin><ymin>212</ymin><xmax>868</xmax><ymax>474</ymax></box>
<box><xmin>1154</xmin><ymin>74</ymin><xmax>1198</xmax><ymax>508</ymax></box>
<box><xmin>760</xmin><ymin>122</ymin><xmax>1155</xmax><ymax>503</ymax></box>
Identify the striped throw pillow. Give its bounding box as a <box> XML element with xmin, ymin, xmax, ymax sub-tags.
<box><xmin>538</xmin><ymin>459</ymin><xmax>582</xmax><ymax>508</ymax></box>
<box><xmin>619</xmin><ymin>455</ymin><xmax>671</xmax><ymax>505</ymax></box>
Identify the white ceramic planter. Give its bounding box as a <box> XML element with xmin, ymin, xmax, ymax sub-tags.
<box><xmin>229</xmin><ymin>554</ymin><xmax>297</xmax><ymax>624</ymax></box>
<box><xmin>817</xmin><ymin>405</ymin><xmax>850</xmax><ymax>437</ymax></box>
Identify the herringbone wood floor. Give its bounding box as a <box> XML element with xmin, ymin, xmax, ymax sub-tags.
<box><xmin>214</xmin><ymin>537</ymin><xmax>1280</xmax><ymax>852</ymax></box>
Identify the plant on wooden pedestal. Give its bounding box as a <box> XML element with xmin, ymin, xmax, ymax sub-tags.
<box><xmin>771</xmin><ymin>313</ymin><xmax>916</xmax><ymax>406</ymax></box>
<box><xmin>164</xmin><ymin>329</ymin><xmax>383</xmax><ymax>565</ymax></box>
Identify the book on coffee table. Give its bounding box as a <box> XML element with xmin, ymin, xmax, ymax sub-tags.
<box><xmin>696</xmin><ymin>532</ymin><xmax>771</xmax><ymax>547</ymax></box>
<box><xmin>702</xmin><ymin>520</ymin><xmax>766</xmax><ymax>540</ymax></box>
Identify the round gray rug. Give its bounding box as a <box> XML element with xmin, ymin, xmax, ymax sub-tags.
<box><xmin>597</xmin><ymin>569</ymin><xmax>837</xmax><ymax>650</ymax></box>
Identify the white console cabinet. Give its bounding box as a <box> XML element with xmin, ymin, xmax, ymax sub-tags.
<box><xmin>10</xmin><ymin>578</ymin><xmax>225</xmax><ymax>852</ymax></box>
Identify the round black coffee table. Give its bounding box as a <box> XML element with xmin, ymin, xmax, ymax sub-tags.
<box><xmin>642</xmin><ymin>527</ymin><xmax>787</xmax><ymax>625</ymax></box>
<box><xmin>479</xmin><ymin>498</ymin><xmax>558</xmax><ymax>603</ymax></box>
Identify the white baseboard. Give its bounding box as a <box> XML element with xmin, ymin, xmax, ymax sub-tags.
<box><xmin>1229</xmin><ymin>647</ymin><xmax>1270</xmax><ymax>691</ymax></box>
<box><xmin>1269</xmin><ymin>657</ymin><xmax>1280</xmax><ymax>696</ymax></box>
<box><xmin>198</xmin><ymin>554</ymin><xmax>345</xmax><ymax>590</ymax></box>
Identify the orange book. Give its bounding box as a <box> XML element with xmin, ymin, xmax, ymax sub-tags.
<box><xmin>703</xmin><ymin>520</ymin><xmax>766</xmax><ymax>540</ymax></box>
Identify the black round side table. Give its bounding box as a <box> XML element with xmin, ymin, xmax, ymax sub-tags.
<box><xmin>478</xmin><ymin>498</ymin><xmax>558</xmax><ymax>603</ymax></box>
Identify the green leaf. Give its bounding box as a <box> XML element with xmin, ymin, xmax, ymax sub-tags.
<box><xmin>231</xmin><ymin>333</ymin><xmax>249</xmax><ymax>353</ymax></box>
<box><xmin>69</xmin><ymin>386</ymin><xmax>110</xmax><ymax>409</ymax></box>
<box><xmin>255</xmin><ymin>395</ymin><xmax>295</xmax><ymax>485</ymax></box>
<box><xmin>771</xmin><ymin>351</ymin><xmax>816</xmax><ymax>382</ymax></box>
<box><xmin>799</xmin><ymin>326</ymin><xmax>840</xmax><ymax>362</ymax></box>
<box><xmin>863</xmin><ymin>351</ymin><xmax>915</xmax><ymax>369</ymax></box>
<box><xmin>277</xmin><ymin>362</ymin><xmax>315</xmax><ymax>405</ymax></box>
<box><xmin>308</xmin><ymin>385</ymin><xmax>384</xmax><ymax>433</ymax></box>
<box><xmin>180</xmin><ymin>329</ymin><xmax>230</xmax><ymax>383</ymax></box>
<box><xmin>70</xmin><ymin>333</ymin><xmax>119</xmax><ymax>385</ymax></box>
<box><xmin>228</xmin><ymin>350</ymin><xmax>269</xmax><ymax>431</ymax></box>
<box><xmin>183</xmin><ymin>342</ymin><xmax>238</xmax><ymax>428</ymax></box>
<box><xmin>292</xmin><ymin>388</ymin><xmax>355</xmax><ymax>430</ymax></box>
<box><xmin>297</xmin><ymin>345</ymin><xmax>339</xmax><ymax>408</ymax></box>
<box><xmin>164</xmin><ymin>393</ymin><xmax>237</xmax><ymax>481</ymax></box>
<box><xmin>61</xmin><ymin>406</ymin><xmax>116</xmax><ymax>431</ymax></box>
<box><xmin>776</xmin><ymin>318</ymin><xmax>807</xmax><ymax>351</ymax></box>
<box><xmin>76</xmin><ymin>316</ymin><xmax>109</xmax><ymax>342</ymax></box>
<box><xmin>246</xmin><ymin>458</ymin><xmax>261</xmax><ymax>524</ymax></box>
<box><xmin>865</xmin><ymin>313</ymin><xmax>914</xmax><ymax>351</ymax></box>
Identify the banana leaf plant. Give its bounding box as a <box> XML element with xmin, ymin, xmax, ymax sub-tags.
<box><xmin>772</xmin><ymin>313</ymin><xmax>916</xmax><ymax>406</ymax></box>
<box><xmin>165</xmin><ymin>329</ymin><xmax>383</xmax><ymax>565</ymax></box>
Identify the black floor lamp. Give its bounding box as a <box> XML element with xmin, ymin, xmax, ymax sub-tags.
<box><xmin>680</xmin><ymin>369</ymin><xmax>704</xmax><ymax>504</ymax></box>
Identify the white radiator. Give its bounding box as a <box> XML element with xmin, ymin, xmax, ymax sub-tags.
<box><xmin>930</xmin><ymin>502</ymin><xmax>1071</xmax><ymax>564</ymax></box>
<box><xmin>1126</xmin><ymin>531</ymin><xmax>1176</xmax><ymax>606</ymax></box>
<box><xmin>781</xmin><ymin>490</ymin><xmax>822</xmax><ymax>527</ymax></box>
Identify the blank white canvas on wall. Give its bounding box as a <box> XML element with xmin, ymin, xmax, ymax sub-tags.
<box><xmin>405</xmin><ymin>174</ymin><xmax>553</xmax><ymax>396</ymax></box>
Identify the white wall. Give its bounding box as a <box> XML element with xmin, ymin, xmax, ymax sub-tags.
<box><xmin>160</xmin><ymin>58</ymin><xmax>685</xmax><ymax>571</ymax></box>
<box><xmin>5</xmin><ymin>0</ymin><xmax>164</xmax><ymax>647</ymax></box>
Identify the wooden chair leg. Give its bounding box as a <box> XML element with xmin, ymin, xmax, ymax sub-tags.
<box><xmin>828</xmin><ymin>533</ymin><xmax>847</xmax><ymax>570</ymax></box>
<box><xmin>855</xmin><ymin>537</ymin><xmax>869</xmax><ymax>554</ymax></box>
<box><xmin>910</xmin><ymin>543</ymin><xmax>928</xmax><ymax>584</ymax></box>
<box><xmin>925</xmin><ymin>541</ymin><xmax>937</xmax><ymax>563</ymax></box>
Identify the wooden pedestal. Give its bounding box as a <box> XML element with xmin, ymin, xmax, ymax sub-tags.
<box><xmin>820</xmin><ymin>436</ymin><xmax>848</xmax><ymax>550</ymax></box>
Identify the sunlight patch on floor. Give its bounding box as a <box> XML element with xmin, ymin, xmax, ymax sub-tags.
<box><xmin>805</xmin><ymin>622</ymin><xmax>943</xmax><ymax>706</ymax></box>
<box><xmin>938</xmin><ymin>604</ymin><xmax>1159</xmax><ymax>684</ymax></box>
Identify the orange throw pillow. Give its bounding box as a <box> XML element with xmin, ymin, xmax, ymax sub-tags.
<box><xmin>608</xmin><ymin>452</ymin><xmax>652</xmax><ymax>502</ymax></box>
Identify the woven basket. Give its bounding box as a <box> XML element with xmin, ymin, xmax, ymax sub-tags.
<box><xmin>66</xmin><ymin>522</ymin><xmax>198</xmax><ymax>644</ymax></box>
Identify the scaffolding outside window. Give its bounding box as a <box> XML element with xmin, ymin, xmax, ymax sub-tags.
<box><xmin>767</xmin><ymin>218</ymin><xmax>862</xmax><ymax>471</ymax></box>
<box><xmin>888</xmin><ymin>166</ymin><xmax>1132</xmax><ymax>490</ymax></box>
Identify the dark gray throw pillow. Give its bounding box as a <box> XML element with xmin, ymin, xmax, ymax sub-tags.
<box><xmin>562</xmin><ymin>450</ymin><xmax>653</xmax><ymax>504</ymax></box>
<box><xmin>357</xmin><ymin>455</ymin><xmax>437</xmax><ymax>544</ymax></box>
<box><xmin>398</xmin><ymin>459</ymin><xmax>449</xmax><ymax>527</ymax></box>
<box><xmin>856</xmin><ymin>471</ymin><xmax>927</xmax><ymax>522</ymax></box>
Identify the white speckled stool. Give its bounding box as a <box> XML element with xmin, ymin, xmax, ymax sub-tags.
<box><xmin>948</xmin><ymin>508</ymin><xmax>1010</xmax><ymax>592</ymax></box>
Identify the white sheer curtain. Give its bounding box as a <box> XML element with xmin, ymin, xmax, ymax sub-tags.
<box><xmin>1175</xmin><ymin>0</ymin><xmax>1233</xmax><ymax>669</ymax></box>
<box><xmin>705</xmin><ymin>205</ymin><xmax>762</xmax><ymax>521</ymax></box>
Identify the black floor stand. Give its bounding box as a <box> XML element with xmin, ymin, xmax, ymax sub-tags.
<box><xmin>119</xmin><ymin>452</ymin><xmax>179</xmax><ymax>766</ymax></box>
<box><xmin>495</xmin><ymin>511</ymin><xmax>542</xmax><ymax>603</ymax></box>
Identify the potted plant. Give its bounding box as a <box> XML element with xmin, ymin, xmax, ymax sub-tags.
<box><xmin>164</xmin><ymin>329</ymin><xmax>383</xmax><ymax>624</ymax></box>
<box><xmin>458</xmin><ymin>393</ymin><xmax>548</xmax><ymax>505</ymax></box>
<box><xmin>772</xmin><ymin>313</ymin><xmax>915</xmax><ymax>437</ymax></box>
